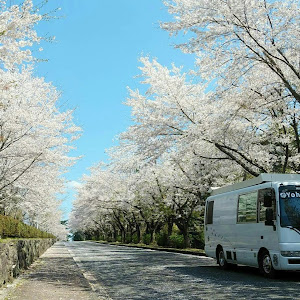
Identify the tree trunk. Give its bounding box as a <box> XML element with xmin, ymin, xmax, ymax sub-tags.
<box><xmin>182</xmin><ymin>225</ymin><xmax>190</xmax><ymax>248</ymax></box>
<box><xmin>132</xmin><ymin>212</ymin><xmax>141</xmax><ymax>243</ymax></box>
<box><xmin>167</xmin><ymin>219</ymin><xmax>173</xmax><ymax>246</ymax></box>
<box><xmin>136</xmin><ymin>224</ymin><xmax>141</xmax><ymax>243</ymax></box>
<box><xmin>112</xmin><ymin>226</ymin><xmax>118</xmax><ymax>242</ymax></box>
<box><xmin>121</xmin><ymin>229</ymin><xmax>126</xmax><ymax>243</ymax></box>
<box><xmin>175</xmin><ymin>219</ymin><xmax>190</xmax><ymax>248</ymax></box>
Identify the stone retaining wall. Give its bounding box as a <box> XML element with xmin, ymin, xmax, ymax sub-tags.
<box><xmin>0</xmin><ymin>238</ymin><xmax>55</xmax><ymax>287</ymax></box>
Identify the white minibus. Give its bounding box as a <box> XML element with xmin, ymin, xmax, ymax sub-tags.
<box><xmin>205</xmin><ymin>173</ymin><xmax>300</xmax><ymax>278</ymax></box>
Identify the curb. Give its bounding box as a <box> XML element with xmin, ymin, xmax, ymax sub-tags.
<box><xmin>87</xmin><ymin>241</ymin><xmax>207</xmax><ymax>257</ymax></box>
<box><xmin>66</xmin><ymin>243</ymin><xmax>111</xmax><ymax>300</ymax></box>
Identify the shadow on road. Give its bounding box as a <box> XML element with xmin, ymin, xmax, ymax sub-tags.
<box><xmin>67</xmin><ymin>242</ymin><xmax>300</xmax><ymax>300</ymax></box>
<box><xmin>26</xmin><ymin>257</ymin><xmax>91</xmax><ymax>292</ymax></box>
<box><xmin>169</xmin><ymin>264</ymin><xmax>300</xmax><ymax>282</ymax></box>
<box><xmin>5</xmin><ymin>242</ymin><xmax>96</xmax><ymax>300</ymax></box>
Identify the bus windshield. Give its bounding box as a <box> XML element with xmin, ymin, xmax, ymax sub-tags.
<box><xmin>279</xmin><ymin>186</ymin><xmax>300</xmax><ymax>229</ymax></box>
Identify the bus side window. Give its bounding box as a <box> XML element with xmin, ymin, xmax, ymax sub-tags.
<box><xmin>206</xmin><ymin>201</ymin><xmax>214</xmax><ymax>224</ymax></box>
<box><xmin>258</xmin><ymin>188</ymin><xmax>275</xmax><ymax>222</ymax></box>
<box><xmin>237</xmin><ymin>191</ymin><xmax>257</xmax><ymax>223</ymax></box>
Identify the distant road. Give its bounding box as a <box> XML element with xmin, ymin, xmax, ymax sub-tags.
<box><xmin>67</xmin><ymin>242</ymin><xmax>300</xmax><ymax>300</ymax></box>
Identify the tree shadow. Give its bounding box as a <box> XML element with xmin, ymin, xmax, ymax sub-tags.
<box><xmin>25</xmin><ymin>256</ymin><xmax>91</xmax><ymax>292</ymax></box>
<box><xmin>170</xmin><ymin>264</ymin><xmax>300</xmax><ymax>282</ymax></box>
<box><xmin>67</xmin><ymin>242</ymin><xmax>300</xmax><ymax>300</ymax></box>
<box><xmin>166</xmin><ymin>265</ymin><xmax>300</xmax><ymax>299</ymax></box>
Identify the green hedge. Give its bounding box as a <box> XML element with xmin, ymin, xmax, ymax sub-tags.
<box><xmin>0</xmin><ymin>215</ymin><xmax>55</xmax><ymax>239</ymax></box>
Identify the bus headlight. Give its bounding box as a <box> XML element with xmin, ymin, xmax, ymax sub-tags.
<box><xmin>281</xmin><ymin>251</ymin><xmax>300</xmax><ymax>257</ymax></box>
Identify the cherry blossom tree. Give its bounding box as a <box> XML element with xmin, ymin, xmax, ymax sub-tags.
<box><xmin>70</xmin><ymin>0</ymin><xmax>300</xmax><ymax>247</ymax></box>
<box><xmin>124</xmin><ymin>56</ymin><xmax>300</xmax><ymax>175</ymax></box>
<box><xmin>70</xmin><ymin>163</ymin><xmax>134</xmax><ymax>242</ymax></box>
<box><xmin>0</xmin><ymin>1</ymin><xmax>81</xmax><ymax>238</ymax></box>
<box><xmin>160</xmin><ymin>0</ymin><xmax>300</xmax><ymax>174</ymax></box>
<box><xmin>162</xmin><ymin>0</ymin><xmax>300</xmax><ymax>103</ymax></box>
<box><xmin>0</xmin><ymin>0</ymin><xmax>42</xmax><ymax>70</ymax></box>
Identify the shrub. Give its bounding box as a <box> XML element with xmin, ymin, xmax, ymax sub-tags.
<box><xmin>132</xmin><ymin>233</ymin><xmax>139</xmax><ymax>244</ymax></box>
<box><xmin>142</xmin><ymin>233</ymin><xmax>151</xmax><ymax>245</ymax></box>
<box><xmin>125</xmin><ymin>233</ymin><xmax>132</xmax><ymax>243</ymax></box>
<box><xmin>156</xmin><ymin>232</ymin><xmax>168</xmax><ymax>247</ymax></box>
<box><xmin>98</xmin><ymin>234</ymin><xmax>105</xmax><ymax>241</ymax></box>
<box><xmin>169</xmin><ymin>233</ymin><xmax>185</xmax><ymax>249</ymax></box>
<box><xmin>73</xmin><ymin>231</ymin><xmax>85</xmax><ymax>241</ymax></box>
<box><xmin>189</xmin><ymin>230</ymin><xmax>205</xmax><ymax>249</ymax></box>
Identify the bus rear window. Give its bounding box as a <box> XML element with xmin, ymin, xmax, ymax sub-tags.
<box><xmin>206</xmin><ymin>201</ymin><xmax>214</xmax><ymax>224</ymax></box>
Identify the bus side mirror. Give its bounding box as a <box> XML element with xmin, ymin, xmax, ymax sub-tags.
<box><xmin>264</xmin><ymin>194</ymin><xmax>273</xmax><ymax>207</ymax></box>
<box><xmin>265</xmin><ymin>208</ymin><xmax>274</xmax><ymax>226</ymax></box>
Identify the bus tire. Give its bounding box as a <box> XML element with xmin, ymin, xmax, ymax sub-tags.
<box><xmin>259</xmin><ymin>250</ymin><xmax>276</xmax><ymax>279</ymax></box>
<box><xmin>217</xmin><ymin>247</ymin><xmax>229</xmax><ymax>270</ymax></box>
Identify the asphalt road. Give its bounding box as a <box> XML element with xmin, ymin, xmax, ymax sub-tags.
<box><xmin>66</xmin><ymin>241</ymin><xmax>300</xmax><ymax>300</ymax></box>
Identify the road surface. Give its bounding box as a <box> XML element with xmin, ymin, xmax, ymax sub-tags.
<box><xmin>66</xmin><ymin>241</ymin><xmax>300</xmax><ymax>300</ymax></box>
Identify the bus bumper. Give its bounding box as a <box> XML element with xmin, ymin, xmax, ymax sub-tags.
<box><xmin>275</xmin><ymin>243</ymin><xmax>300</xmax><ymax>270</ymax></box>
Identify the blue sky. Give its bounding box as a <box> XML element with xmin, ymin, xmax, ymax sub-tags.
<box><xmin>32</xmin><ymin>0</ymin><xmax>195</xmax><ymax>218</ymax></box>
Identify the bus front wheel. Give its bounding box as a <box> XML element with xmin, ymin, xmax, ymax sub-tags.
<box><xmin>259</xmin><ymin>250</ymin><xmax>276</xmax><ymax>279</ymax></box>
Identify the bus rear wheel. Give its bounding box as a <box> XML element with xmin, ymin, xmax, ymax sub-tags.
<box><xmin>217</xmin><ymin>247</ymin><xmax>229</xmax><ymax>270</ymax></box>
<box><xmin>259</xmin><ymin>250</ymin><xmax>276</xmax><ymax>279</ymax></box>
